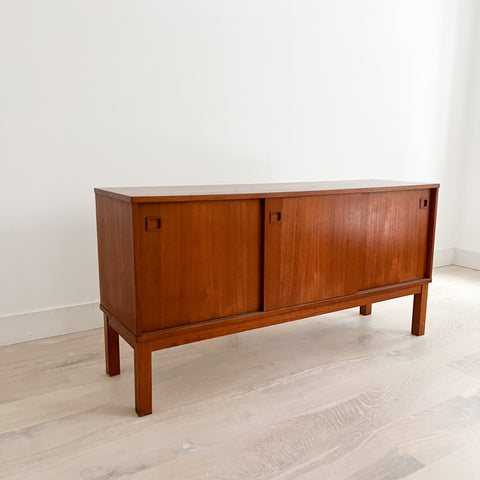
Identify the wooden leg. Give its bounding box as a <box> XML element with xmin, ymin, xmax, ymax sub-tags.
<box><xmin>134</xmin><ymin>343</ymin><xmax>152</xmax><ymax>416</ymax></box>
<box><xmin>104</xmin><ymin>314</ymin><xmax>120</xmax><ymax>376</ymax></box>
<box><xmin>360</xmin><ymin>304</ymin><xmax>372</xmax><ymax>316</ymax></box>
<box><xmin>412</xmin><ymin>284</ymin><xmax>428</xmax><ymax>336</ymax></box>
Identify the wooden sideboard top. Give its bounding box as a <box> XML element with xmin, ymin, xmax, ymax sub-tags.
<box><xmin>95</xmin><ymin>179</ymin><xmax>440</xmax><ymax>203</ymax></box>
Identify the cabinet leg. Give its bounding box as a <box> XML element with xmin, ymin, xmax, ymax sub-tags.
<box><xmin>360</xmin><ymin>304</ymin><xmax>372</xmax><ymax>316</ymax></box>
<box><xmin>412</xmin><ymin>284</ymin><xmax>428</xmax><ymax>336</ymax></box>
<box><xmin>134</xmin><ymin>343</ymin><xmax>152</xmax><ymax>416</ymax></box>
<box><xmin>104</xmin><ymin>314</ymin><xmax>120</xmax><ymax>376</ymax></box>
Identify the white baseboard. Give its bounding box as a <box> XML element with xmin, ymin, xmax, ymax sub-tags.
<box><xmin>433</xmin><ymin>248</ymin><xmax>455</xmax><ymax>267</ymax></box>
<box><xmin>0</xmin><ymin>302</ymin><xmax>103</xmax><ymax>347</ymax></box>
<box><xmin>453</xmin><ymin>248</ymin><xmax>480</xmax><ymax>271</ymax></box>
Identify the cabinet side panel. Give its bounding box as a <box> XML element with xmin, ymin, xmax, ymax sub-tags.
<box><xmin>95</xmin><ymin>195</ymin><xmax>137</xmax><ymax>334</ymax></box>
<box><xmin>134</xmin><ymin>199</ymin><xmax>263</xmax><ymax>332</ymax></box>
<box><xmin>360</xmin><ymin>189</ymin><xmax>431</xmax><ymax>290</ymax></box>
<box><xmin>425</xmin><ymin>187</ymin><xmax>439</xmax><ymax>278</ymax></box>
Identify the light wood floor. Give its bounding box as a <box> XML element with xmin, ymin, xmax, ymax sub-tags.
<box><xmin>1</xmin><ymin>266</ymin><xmax>480</xmax><ymax>480</ymax></box>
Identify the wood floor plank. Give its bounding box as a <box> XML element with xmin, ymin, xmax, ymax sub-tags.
<box><xmin>401</xmin><ymin>443</ymin><xmax>480</xmax><ymax>479</ymax></box>
<box><xmin>449</xmin><ymin>351</ymin><xmax>480</xmax><ymax>379</ymax></box>
<box><xmin>1</xmin><ymin>266</ymin><xmax>480</xmax><ymax>479</ymax></box>
<box><xmin>378</xmin><ymin>388</ymin><xmax>480</xmax><ymax>466</ymax></box>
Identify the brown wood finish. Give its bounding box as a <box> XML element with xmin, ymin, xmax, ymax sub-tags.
<box><xmin>101</xmin><ymin>280</ymin><xmax>424</xmax><ymax>353</ymax></box>
<box><xmin>103</xmin><ymin>314</ymin><xmax>120</xmax><ymax>376</ymax></box>
<box><xmin>425</xmin><ymin>188</ymin><xmax>439</xmax><ymax>278</ymax></box>
<box><xmin>360</xmin><ymin>304</ymin><xmax>372</xmax><ymax>316</ymax></box>
<box><xmin>135</xmin><ymin>281</ymin><xmax>424</xmax><ymax>352</ymax></box>
<box><xmin>95</xmin><ymin>180</ymin><xmax>440</xmax><ymax>203</ymax></box>
<box><xmin>134</xmin><ymin>343</ymin><xmax>152</xmax><ymax>417</ymax></box>
<box><xmin>133</xmin><ymin>200</ymin><xmax>263</xmax><ymax>332</ymax></box>
<box><xmin>361</xmin><ymin>190</ymin><xmax>431</xmax><ymax>290</ymax></box>
<box><xmin>412</xmin><ymin>283</ymin><xmax>429</xmax><ymax>336</ymax></box>
<box><xmin>94</xmin><ymin>181</ymin><xmax>439</xmax><ymax>415</ymax></box>
<box><xmin>95</xmin><ymin>195</ymin><xmax>137</xmax><ymax>335</ymax></box>
<box><xmin>105</xmin><ymin>311</ymin><xmax>136</xmax><ymax>348</ymax></box>
<box><xmin>264</xmin><ymin>195</ymin><xmax>364</xmax><ymax>310</ymax></box>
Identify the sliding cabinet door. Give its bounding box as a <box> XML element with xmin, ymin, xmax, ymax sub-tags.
<box><xmin>360</xmin><ymin>189</ymin><xmax>432</xmax><ymax>290</ymax></box>
<box><xmin>134</xmin><ymin>199</ymin><xmax>263</xmax><ymax>332</ymax></box>
<box><xmin>264</xmin><ymin>195</ymin><xmax>366</xmax><ymax>310</ymax></box>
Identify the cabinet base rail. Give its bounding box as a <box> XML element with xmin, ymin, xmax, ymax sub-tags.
<box><xmin>102</xmin><ymin>279</ymin><xmax>430</xmax><ymax>417</ymax></box>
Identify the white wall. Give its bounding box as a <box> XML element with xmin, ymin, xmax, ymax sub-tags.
<box><xmin>456</xmin><ymin>6</ymin><xmax>480</xmax><ymax>269</ymax></box>
<box><xmin>0</xmin><ymin>0</ymin><xmax>478</xmax><ymax>343</ymax></box>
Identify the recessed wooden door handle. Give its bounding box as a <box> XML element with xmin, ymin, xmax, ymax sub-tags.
<box><xmin>419</xmin><ymin>198</ymin><xmax>429</xmax><ymax>209</ymax></box>
<box><xmin>146</xmin><ymin>217</ymin><xmax>162</xmax><ymax>232</ymax></box>
<box><xmin>269</xmin><ymin>211</ymin><xmax>282</xmax><ymax>223</ymax></box>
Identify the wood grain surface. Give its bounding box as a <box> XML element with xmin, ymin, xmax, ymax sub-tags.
<box><xmin>264</xmin><ymin>194</ymin><xmax>364</xmax><ymax>309</ymax></box>
<box><xmin>133</xmin><ymin>199</ymin><xmax>263</xmax><ymax>332</ymax></box>
<box><xmin>361</xmin><ymin>190</ymin><xmax>431</xmax><ymax>289</ymax></box>
<box><xmin>94</xmin><ymin>180</ymin><xmax>440</xmax><ymax>203</ymax></box>
<box><xmin>95</xmin><ymin>195</ymin><xmax>137</xmax><ymax>334</ymax></box>
<box><xmin>1</xmin><ymin>266</ymin><xmax>479</xmax><ymax>480</ymax></box>
<box><xmin>95</xmin><ymin>183</ymin><xmax>438</xmax><ymax>416</ymax></box>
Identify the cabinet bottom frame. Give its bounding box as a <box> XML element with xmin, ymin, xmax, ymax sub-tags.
<box><xmin>102</xmin><ymin>278</ymin><xmax>430</xmax><ymax>416</ymax></box>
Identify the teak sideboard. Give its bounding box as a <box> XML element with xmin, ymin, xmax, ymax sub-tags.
<box><xmin>95</xmin><ymin>180</ymin><xmax>439</xmax><ymax>416</ymax></box>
